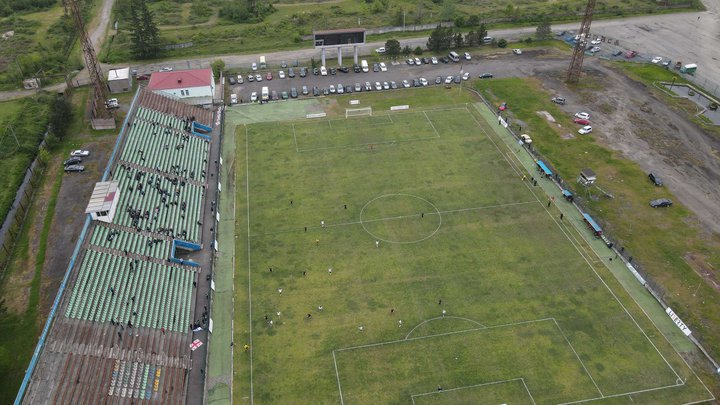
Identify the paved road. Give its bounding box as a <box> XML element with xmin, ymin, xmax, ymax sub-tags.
<box><xmin>1</xmin><ymin>1</ymin><xmax>718</xmax><ymax>102</ymax></box>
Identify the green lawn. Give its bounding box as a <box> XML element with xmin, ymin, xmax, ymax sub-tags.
<box><xmin>231</xmin><ymin>89</ymin><xmax>712</xmax><ymax>403</ymax></box>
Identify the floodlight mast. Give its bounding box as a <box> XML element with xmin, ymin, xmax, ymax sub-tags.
<box><xmin>567</xmin><ymin>0</ymin><xmax>597</xmax><ymax>83</ymax></box>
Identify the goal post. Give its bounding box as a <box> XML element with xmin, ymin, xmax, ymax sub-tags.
<box><xmin>345</xmin><ymin>107</ymin><xmax>372</xmax><ymax>118</ymax></box>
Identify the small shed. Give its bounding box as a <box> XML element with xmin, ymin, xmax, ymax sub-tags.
<box><xmin>579</xmin><ymin>168</ymin><xmax>597</xmax><ymax>185</ymax></box>
<box><xmin>107</xmin><ymin>67</ymin><xmax>132</xmax><ymax>94</ymax></box>
<box><xmin>85</xmin><ymin>181</ymin><xmax>120</xmax><ymax>223</ymax></box>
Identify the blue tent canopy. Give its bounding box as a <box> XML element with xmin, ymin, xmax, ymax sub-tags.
<box><xmin>536</xmin><ymin>160</ymin><xmax>553</xmax><ymax>176</ymax></box>
<box><xmin>582</xmin><ymin>213</ymin><xmax>602</xmax><ymax>235</ymax></box>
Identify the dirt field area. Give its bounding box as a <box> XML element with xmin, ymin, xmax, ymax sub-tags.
<box><xmin>522</xmin><ymin>54</ymin><xmax>720</xmax><ymax>237</ymax></box>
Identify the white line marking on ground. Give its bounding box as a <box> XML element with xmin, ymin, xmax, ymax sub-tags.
<box><xmin>557</xmin><ymin>382</ymin><xmax>683</xmax><ymax>405</ymax></box>
<box><xmin>404</xmin><ymin>316</ymin><xmax>486</xmax><ymax>340</ymax></box>
<box><xmin>291</xmin><ymin>123</ymin><xmax>299</xmax><ymax>152</ymax></box>
<box><xmin>423</xmin><ymin>110</ymin><xmax>441</xmax><ymax>138</ymax></box>
<box><xmin>296</xmin><ymin>136</ymin><xmax>440</xmax><ymax>153</ymax></box>
<box><xmin>552</xmin><ymin>319</ymin><xmax>604</xmax><ymax>397</ymax></box>
<box><xmin>245</xmin><ymin>126</ymin><xmax>254</xmax><ymax>404</ymax></box>
<box><xmin>332</xmin><ymin>351</ymin><xmax>344</xmax><ymax>405</ymax></box>
<box><xmin>410</xmin><ymin>377</ymin><xmax>535</xmax><ymax>403</ymax></box>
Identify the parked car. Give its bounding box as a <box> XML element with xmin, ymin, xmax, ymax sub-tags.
<box><xmin>649</xmin><ymin>198</ymin><xmax>672</xmax><ymax>208</ymax></box>
<box><xmin>70</xmin><ymin>150</ymin><xmax>90</xmax><ymax>157</ymax></box>
<box><xmin>464</xmin><ymin>52</ymin><xmax>471</xmax><ymax>60</ymax></box>
<box><xmin>290</xmin><ymin>88</ymin><xmax>298</xmax><ymax>98</ymax></box>
<box><xmin>338</xmin><ymin>66</ymin><xmax>349</xmax><ymax>73</ymax></box>
<box><xmin>498</xmin><ymin>102</ymin><xmax>508</xmax><ymax>111</ymax></box>
<box><xmin>300</xmin><ymin>67</ymin><xmax>307</xmax><ymax>77</ymax></box>
<box><xmin>230</xmin><ymin>94</ymin><xmax>238</xmax><ymax>104</ymax></box>
<box><xmin>281</xmin><ymin>61</ymin><xmax>288</xmax><ymax>68</ymax></box>
<box><xmin>573</xmin><ymin>118</ymin><xmax>590</xmax><ymax>125</ymax></box>
<box><xmin>288</xmin><ymin>68</ymin><xmax>295</xmax><ymax>78</ymax></box>
<box><xmin>651</xmin><ymin>56</ymin><xmax>663</xmax><ymax>64</ymax></box>
<box><xmin>255</xmin><ymin>74</ymin><xmax>263</xmax><ymax>82</ymax></box>
<box><xmin>353</xmin><ymin>64</ymin><xmax>361</xmax><ymax>73</ymax></box>
<box><xmin>329</xmin><ymin>84</ymin><xmax>336</xmax><ymax>94</ymax></box>
<box><xmin>512</xmin><ymin>49</ymin><xmax>523</xmax><ymax>55</ymax></box>
<box><xmin>302</xmin><ymin>86</ymin><xmax>308</xmax><ymax>95</ymax></box>
<box><xmin>382</xmin><ymin>81</ymin><xmax>389</xmax><ymax>90</ymax></box>
<box><xmin>271</xmin><ymin>90</ymin><xmax>278</xmax><ymax>100</ymax></box>
<box><xmin>105</xmin><ymin>98</ymin><xmax>119</xmax><ymax>109</ymax></box>
<box><xmin>237</xmin><ymin>74</ymin><xmax>243</xmax><ymax>84</ymax></box>
<box><xmin>444</xmin><ymin>76</ymin><xmax>453</xmax><ymax>84</ymax></box>
<box><xmin>375</xmin><ymin>47</ymin><xmax>385</xmax><ymax>53</ymax></box>
<box><xmin>662</xmin><ymin>59</ymin><xmax>672</xmax><ymax>67</ymax></box>
<box><xmin>406</xmin><ymin>58</ymin><xmax>415</xmax><ymax>65</ymax></box>
<box><xmin>624</xmin><ymin>50</ymin><xmax>638</xmax><ymax>58</ymax></box>
<box><xmin>365</xmin><ymin>81</ymin><xmax>372</xmax><ymax>91</ymax></box>
<box><xmin>379</xmin><ymin>62</ymin><xmax>387</xmax><ymax>72</ymax></box>
<box><xmin>414</xmin><ymin>57</ymin><xmax>422</xmax><ymax>65</ymax></box>
<box><xmin>431</xmin><ymin>57</ymin><xmax>438</xmax><ymax>64</ymax></box>
<box><xmin>441</xmin><ymin>56</ymin><xmax>450</xmax><ymax>63</ymax></box>
<box><xmin>251</xmin><ymin>92</ymin><xmax>258</xmax><ymax>102</ymax></box>
<box><xmin>313</xmin><ymin>86</ymin><xmax>320</xmax><ymax>96</ymax></box>
<box><xmin>345</xmin><ymin>85</ymin><xmax>353</xmax><ymax>93</ymax></box>
<box><xmin>337</xmin><ymin>84</ymin><xmax>344</xmax><ymax>94</ymax></box>
<box><xmin>419</xmin><ymin>77</ymin><xmax>428</xmax><ymax>86</ymax></box>
<box><xmin>462</xmin><ymin>72</ymin><xmax>470</xmax><ymax>81</ymax></box>
<box><xmin>63</xmin><ymin>157</ymin><xmax>82</xmax><ymax>166</ymax></box>
<box><xmin>228</xmin><ymin>76</ymin><xmax>236</xmax><ymax>85</ymax></box>
<box><xmin>402</xmin><ymin>79</ymin><xmax>410</xmax><ymax>88</ymax></box>
<box><xmin>374</xmin><ymin>81</ymin><xmax>382</xmax><ymax>91</ymax></box>
<box><xmin>390</xmin><ymin>81</ymin><xmax>398</xmax><ymax>89</ymax></box>
<box><xmin>435</xmin><ymin>76</ymin><xmax>442</xmax><ymax>85</ymax></box>
<box><xmin>136</xmin><ymin>74</ymin><xmax>149</xmax><ymax>80</ymax></box>
<box><xmin>64</xmin><ymin>164</ymin><xmax>85</xmax><ymax>173</ymax></box>
<box><xmin>453</xmin><ymin>75</ymin><xmax>461</xmax><ymax>84</ymax></box>
<box><xmin>590</xmin><ymin>46</ymin><xmax>601</xmax><ymax>53</ymax></box>
<box><xmin>479</xmin><ymin>73</ymin><xmax>494</xmax><ymax>79</ymax></box>
<box><xmin>329</xmin><ymin>67</ymin><xmax>337</xmax><ymax>75</ymax></box>
<box><xmin>159</xmin><ymin>66</ymin><xmax>173</xmax><ymax>72</ymax></box>
<box><xmin>248</xmin><ymin>74</ymin><xmax>255</xmax><ymax>82</ymax></box>
<box><xmin>281</xmin><ymin>91</ymin><xmax>289</xmax><ymax>100</ymax></box>
<box><xmin>648</xmin><ymin>173</ymin><xmax>663</xmax><ymax>186</ymax></box>
<box><xmin>251</xmin><ymin>62</ymin><xmax>258</xmax><ymax>71</ymax></box>
<box><xmin>612</xmin><ymin>50</ymin><xmax>623</xmax><ymax>57</ymax></box>
<box><xmin>551</xmin><ymin>96</ymin><xmax>566</xmax><ymax>105</ymax></box>
<box><xmin>578</xmin><ymin>125</ymin><xmax>593</xmax><ymax>134</ymax></box>
<box><xmin>313</xmin><ymin>68</ymin><xmax>320</xmax><ymax>76</ymax></box>
<box><xmin>278</xmin><ymin>70</ymin><xmax>285</xmax><ymax>79</ymax></box>
<box><xmin>355</xmin><ymin>83</ymin><xmax>362</xmax><ymax>92</ymax></box>
<box><xmin>574</xmin><ymin>112</ymin><xmax>590</xmax><ymax>120</ymax></box>
<box><xmin>590</xmin><ymin>38</ymin><xmax>601</xmax><ymax>45</ymax></box>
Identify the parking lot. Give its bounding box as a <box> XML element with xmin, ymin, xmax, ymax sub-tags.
<box><xmin>225</xmin><ymin>56</ymin><xmax>496</xmax><ymax>103</ymax></box>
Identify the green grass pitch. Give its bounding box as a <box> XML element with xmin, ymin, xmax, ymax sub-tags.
<box><xmin>233</xmin><ymin>94</ymin><xmax>711</xmax><ymax>404</ymax></box>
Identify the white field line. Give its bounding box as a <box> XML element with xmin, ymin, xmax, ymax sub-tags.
<box><xmin>244</xmin><ymin>126</ymin><xmax>254</xmax><ymax>404</ymax></box>
<box><xmin>404</xmin><ymin>316</ymin><xmax>487</xmax><ymax>340</ymax></box>
<box><xmin>296</xmin><ymin>135</ymin><xmax>440</xmax><ymax>153</ymax></box>
<box><xmin>332</xmin><ymin>351</ymin><xmax>344</xmax><ymax>405</ymax></box>
<box><xmin>521</xmin><ymin>377</ymin><xmax>538</xmax><ymax>405</ymax></box>
<box><xmin>557</xmin><ymin>382</ymin><xmax>684</xmax><ymax>405</ymax></box>
<box><xmin>249</xmin><ymin>201</ymin><xmax>538</xmax><ymax>238</ymax></box>
<box><xmin>422</xmin><ymin>110</ymin><xmax>441</xmax><ymax>138</ymax></box>
<box><xmin>335</xmin><ymin>317</ymin><xmax>554</xmax><ymax>353</ymax></box>
<box><xmin>468</xmin><ymin>102</ymin><xmax>685</xmax><ymax>383</ymax></box>
<box><xmin>388</xmin><ymin>113</ymin><xmax>393</xmax><ymax>123</ymax></box>
<box><xmin>552</xmin><ymin>319</ymin><xmax>604</xmax><ymax>397</ymax></box>
<box><xmin>410</xmin><ymin>377</ymin><xmax>533</xmax><ymax>402</ymax></box>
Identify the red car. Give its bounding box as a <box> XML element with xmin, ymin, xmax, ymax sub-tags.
<box><xmin>624</xmin><ymin>50</ymin><xmax>638</xmax><ymax>59</ymax></box>
<box><xmin>499</xmin><ymin>102</ymin><xmax>508</xmax><ymax>111</ymax></box>
<box><xmin>573</xmin><ymin>118</ymin><xmax>590</xmax><ymax>125</ymax></box>
<box><xmin>136</xmin><ymin>75</ymin><xmax>149</xmax><ymax>80</ymax></box>
<box><xmin>266</xmin><ymin>71</ymin><xmax>273</xmax><ymax>81</ymax></box>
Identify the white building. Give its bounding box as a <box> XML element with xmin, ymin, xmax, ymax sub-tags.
<box><xmin>147</xmin><ymin>68</ymin><xmax>215</xmax><ymax>105</ymax></box>
<box><xmin>85</xmin><ymin>181</ymin><xmax>120</xmax><ymax>223</ymax></box>
<box><xmin>107</xmin><ymin>67</ymin><xmax>132</xmax><ymax>94</ymax></box>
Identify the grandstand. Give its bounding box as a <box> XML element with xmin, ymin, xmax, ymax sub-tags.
<box><xmin>20</xmin><ymin>88</ymin><xmax>216</xmax><ymax>404</ymax></box>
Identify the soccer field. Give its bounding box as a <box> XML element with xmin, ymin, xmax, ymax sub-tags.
<box><xmin>231</xmin><ymin>95</ymin><xmax>711</xmax><ymax>404</ymax></box>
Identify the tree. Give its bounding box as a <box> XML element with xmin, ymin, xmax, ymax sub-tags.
<box><xmin>49</xmin><ymin>96</ymin><xmax>72</xmax><ymax>140</ymax></box>
<box><xmin>413</xmin><ymin>46</ymin><xmax>423</xmax><ymax>55</ymax></box>
<box><xmin>402</xmin><ymin>45</ymin><xmax>412</xmax><ymax>56</ymax></box>
<box><xmin>426</xmin><ymin>25</ymin><xmax>453</xmax><ymax>52</ymax></box>
<box><xmin>467</xmin><ymin>15</ymin><xmax>480</xmax><ymax>27</ymax></box>
<box><xmin>441</xmin><ymin>0</ymin><xmax>456</xmax><ymax>20</ymax></box>
<box><xmin>211</xmin><ymin>59</ymin><xmax>225</xmax><ymax>79</ymax></box>
<box><xmin>535</xmin><ymin>20</ymin><xmax>552</xmax><ymax>40</ymax></box>
<box><xmin>497</xmin><ymin>38</ymin><xmax>508</xmax><ymax>48</ymax></box>
<box><xmin>385</xmin><ymin>39</ymin><xmax>401</xmax><ymax>56</ymax></box>
<box><xmin>454</xmin><ymin>16</ymin><xmax>465</xmax><ymax>28</ymax></box>
<box><xmin>478</xmin><ymin>23</ymin><xmax>488</xmax><ymax>44</ymax></box>
<box><xmin>129</xmin><ymin>0</ymin><xmax>160</xmax><ymax>59</ymax></box>
<box><xmin>465</xmin><ymin>30</ymin><xmax>478</xmax><ymax>47</ymax></box>
<box><xmin>454</xmin><ymin>32</ymin><xmax>463</xmax><ymax>48</ymax></box>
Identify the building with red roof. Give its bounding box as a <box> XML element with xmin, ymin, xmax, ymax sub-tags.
<box><xmin>147</xmin><ymin>68</ymin><xmax>215</xmax><ymax>105</ymax></box>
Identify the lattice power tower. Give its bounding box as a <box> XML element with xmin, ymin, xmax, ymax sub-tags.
<box><xmin>566</xmin><ymin>0</ymin><xmax>597</xmax><ymax>83</ymax></box>
<box><xmin>68</xmin><ymin>0</ymin><xmax>116</xmax><ymax>129</ymax></box>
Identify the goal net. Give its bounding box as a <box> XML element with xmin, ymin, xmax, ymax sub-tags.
<box><xmin>345</xmin><ymin>107</ymin><xmax>372</xmax><ymax>118</ymax></box>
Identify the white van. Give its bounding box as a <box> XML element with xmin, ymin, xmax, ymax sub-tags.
<box><xmin>320</xmin><ymin>66</ymin><xmax>328</xmax><ymax>76</ymax></box>
<box><xmin>361</xmin><ymin>60</ymin><xmax>369</xmax><ymax>73</ymax></box>
<box><xmin>261</xmin><ymin>86</ymin><xmax>269</xmax><ymax>102</ymax></box>
<box><xmin>448</xmin><ymin>51</ymin><xmax>460</xmax><ymax>63</ymax></box>
<box><xmin>230</xmin><ymin>94</ymin><xmax>238</xmax><ymax>104</ymax></box>
<box><xmin>482</xmin><ymin>36</ymin><xmax>493</xmax><ymax>44</ymax></box>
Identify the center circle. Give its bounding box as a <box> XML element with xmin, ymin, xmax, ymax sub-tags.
<box><xmin>359</xmin><ymin>194</ymin><xmax>442</xmax><ymax>244</ymax></box>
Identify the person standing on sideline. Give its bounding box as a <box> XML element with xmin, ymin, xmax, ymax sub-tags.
<box><xmin>375</xmin><ymin>240</ymin><xmax>380</xmax><ymax>248</ymax></box>
<box><xmin>321</xmin><ymin>220</ymin><xmax>325</xmax><ymax>228</ymax></box>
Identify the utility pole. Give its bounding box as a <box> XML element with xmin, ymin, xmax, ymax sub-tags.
<box><xmin>567</xmin><ymin>0</ymin><xmax>596</xmax><ymax>83</ymax></box>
